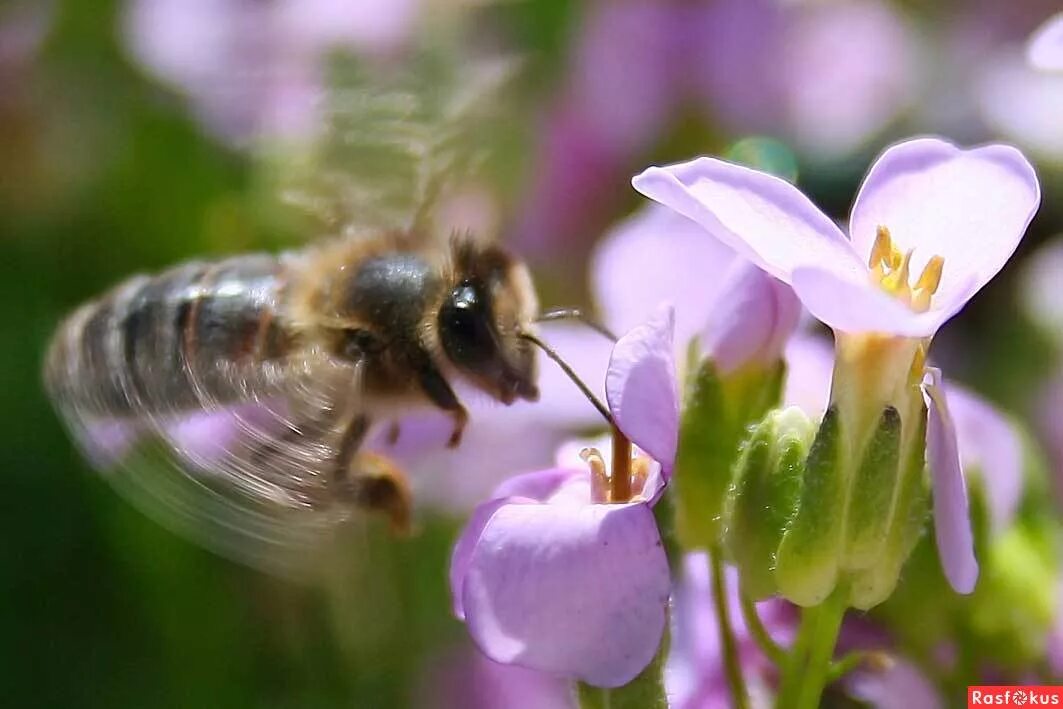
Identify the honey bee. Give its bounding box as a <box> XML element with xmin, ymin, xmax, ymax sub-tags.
<box><xmin>41</xmin><ymin>54</ymin><xmax>580</xmax><ymax>577</ymax></box>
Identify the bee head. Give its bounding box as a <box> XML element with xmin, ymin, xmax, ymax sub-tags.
<box><xmin>438</xmin><ymin>239</ymin><xmax>539</xmax><ymax>405</ymax></box>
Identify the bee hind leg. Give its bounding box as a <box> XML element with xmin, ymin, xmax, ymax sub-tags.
<box><xmin>345</xmin><ymin>452</ymin><xmax>413</xmax><ymax>534</ymax></box>
<box><xmin>332</xmin><ymin>415</ymin><xmax>412</xmax><ymax>533</ymax></box>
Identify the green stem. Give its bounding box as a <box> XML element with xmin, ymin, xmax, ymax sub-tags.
<box><xmin>794</xmin><ymin>588</ymin><xmax>847</xmax><ymax>709</ymax></box>
<box><xmin>774</xmin><ymin>586</ymin><xmax>848</xmax><ymax>709</ymax></box>
<box><xmin>709</xmin><ymin>549</ymin><xmax>750</xmax><ymax>709</ymax></box>
<box><xmin>826</xmin><ymin>651</ymin><xmax>870</xmax><ymax>683</ymax></box>
<box><xmin>739</xmin><ymin>593</ymin><xmax>786</xmax><ymax>667</ymax></box>
<box><xmin>775</xmin><ymin>605</ymin><xmax>817</xmax><ymax>707</ymax></box>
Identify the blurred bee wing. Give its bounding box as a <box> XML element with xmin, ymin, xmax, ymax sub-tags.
<box><xmin>53</xmin><ymin>349</ymin><xmax>369</xmax><ymax>581</ymax></box>
<box><xmin>270</xmin><ymin>51</ymin><xmax>519</xmax><ymax>241</ymax></box>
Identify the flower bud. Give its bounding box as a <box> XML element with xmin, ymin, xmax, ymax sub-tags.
<box><xmin>724</xmin><ymin>407</ymin><xmax>814</xmax><ymax>599</ymax></box>
<box><xmin>673</xmin><ymin>351</ymin><xmax>785</xmax><ymax>549</ymax></box>
<box><xmin>701</xmin><ymin>261</ymin><xmax>801</xmax><ymax>377</ymax></box>
<box><xmin>774</xmin><ymin>406</ymin><xmax>845</xmax><ymax>607</ymax></box>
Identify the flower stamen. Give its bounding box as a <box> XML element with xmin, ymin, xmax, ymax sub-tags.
<box><xmin>868</xmin><ymin>225</ymin><xmax>945</xmax><ymax>314</ymax></box>
<box><xmin>580</xmin><ymin>447</ymin><xmax>611</xmax><ymax>503</ymax></box>
<box><xmin>579</xmin><ymin>433</ymin><xmax>654</xmax><ymax>504</ymax></box>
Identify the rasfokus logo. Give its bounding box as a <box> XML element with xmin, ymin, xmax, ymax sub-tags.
<box><xmin>969</xmin><ymin>687</ymin><xmax>1063</xmax><ymax>707</ymax></box>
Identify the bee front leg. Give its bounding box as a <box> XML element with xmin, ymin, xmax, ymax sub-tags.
<box><xmin>416</xmin><ymin>364</ymin><xmax>468</xmax><ymax>448</ymax></box>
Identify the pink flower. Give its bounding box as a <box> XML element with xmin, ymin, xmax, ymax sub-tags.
<box><xmin>449</xmin><ymin>306</ymin><xmax>678</xmax><ymax>687</ymax></box>
<box><xmin>634</xmin><ymin>137</ymin><xmax>1040</xmax><ymax>595</ymax></box>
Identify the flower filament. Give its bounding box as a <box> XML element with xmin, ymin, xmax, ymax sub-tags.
<box><xmin>581</xmin><ymin>430</ymin><xmax>653</xmax><ymax>504</ymax></box>
<box><xmin>868</xmin><ymin>225</ymin><xmax>944</xmax><ymax>313</ymax></box>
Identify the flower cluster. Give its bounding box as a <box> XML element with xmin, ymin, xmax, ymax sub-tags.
<box><xmin>446</xmin><ymin>134</ymin><xmax>1050</xmax><ymax>707</ymax></box>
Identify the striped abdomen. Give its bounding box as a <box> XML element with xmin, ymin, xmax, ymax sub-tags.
<box><xmin>45</xmin><ymin>254</ymin><xmax>298</xmax><ymax>417</ymax></box>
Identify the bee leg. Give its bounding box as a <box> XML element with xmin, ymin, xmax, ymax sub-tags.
<box><xmin>417</xmin><ymin>364</ymin><xmax>467</xmax><ymax>448</ymax></box>
<box><xmin>332</xmin><ymin>415</ymin><xmax>412</xmax><ymax>533</ymax></box>
<box><xmin>348</xmin><ymin>452</ymin><xmax>412</xmax><ymax>534</ymax></box>
<box><xmin>332</xmin><ymin>414</ymin><xmax>371</xmax><ymax>487</ymax></box>
<box><xmin>386</xmin><ymin>421</ymin><xmax>401</xmax><ymax>446</ymax></box>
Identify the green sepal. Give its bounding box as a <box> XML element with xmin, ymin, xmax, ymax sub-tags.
<box><xmin>874</xmin><ymin>429</ymin><xmax>1062</xmax><ymax>671</ymax></box>
<box><xmin>848</xmin><ymin>407</ymin><xmax>929</xmax><ymax>610</ymax></box>
<box><xmin>774</xmin><ymin>406</ymin><xmax>845</xmax><ymax>607</ymax></box>
<box><xmin>843</xmin><ymin>406</ymin><xmax>902</xmax><ymax>570</ymax></box>
<box><xmin>673</xmin><ymin>347</ymin><xmax>785</xmax><ymax>550</ymax></box>
<box><xmin>724</xmin><ymin>407</ymin><xmax>812</xmax><ymax>599</ymax></box>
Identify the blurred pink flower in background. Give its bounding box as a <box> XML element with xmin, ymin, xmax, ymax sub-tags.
<box><xmin>667</xmin><ymin>554</ymin><xmax>794</xmax><ymax>708</ymax></box>
<box><xmin>124</xmin><ymin>0</ymin><xmax>419</xmax><ymax>144</ymax></box>
<box><xmin>1028</xmin><ymin>12</ymin><xmax>1063</xmax><ymax>71</ymax></box>
<box><xmin>1021</xmin><ymin>239</ymin><xmax>1063</xmax><ymax>503</ymax></box>
<box><xmin>977</xmin><ymin>47</ymin><xmax>1063</xmax><ymax>165</ymax></box>
<box><xmin>415</xmin><ymin>642</ymin><xmax>573</xmax><ymax>709</ymax></box>
<box><xmin>515</xmin><ymin>0</ymin><xmax>918</xmax><ymax>259</ymax></box>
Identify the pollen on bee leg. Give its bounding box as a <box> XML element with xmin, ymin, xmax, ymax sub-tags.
<box><xmin>349</xmin><ymin>451</ymin><xmax>413</xmax><ymax>534</ymax></box>
<box><xmin>580</xmin><ymin>447</ymin><xmax>610</xmax><ymax>503</ymax></box>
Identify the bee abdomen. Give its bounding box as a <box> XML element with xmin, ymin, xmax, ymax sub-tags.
<box><xmin>46</xmin><ymin>254</ymin><xmax>295</xmax><ymax>416</ymax></box>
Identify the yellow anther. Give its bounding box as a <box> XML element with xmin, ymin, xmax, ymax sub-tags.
<box><xmin>909</xmin><ymin>344</ymin><xmax>928</xmax><ymax>384</ymax></box>
<box><xmin>880</xmin><ymin>249</ymin><xmax>913</xmax><ymax>304</ymax></box>
<box><xmin>629</xmin><ymin>455</ymin><xmax>652</xmax><ymax>501</ymax></box>
<box><xmin>868</xmin><ymin>225</ymin><xmax>946</xmax><ymax>313</ymax></box>
<box><xmin>868</xmin><ymin>226</ymin><xmax>895</xmax><ymax>279</ymax></box>
<box><xmin>580</xmin><ymin>447</ymin><xmax>610</xmax><ymax>503</ymax></box>
<box><xmin>909</xmin><ymin>255</ymin><xmax>944</xmax><ymax>312</ymax></box>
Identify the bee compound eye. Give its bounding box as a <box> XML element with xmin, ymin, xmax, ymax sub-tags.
<box><xmin>440</xmin><ymin>282</ymin><xmax>496</xmax><ymax>366</ymax></box>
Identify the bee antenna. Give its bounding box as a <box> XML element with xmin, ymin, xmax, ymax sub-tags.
<box><xmin>536</xmin><ymin>308</ymin><xmax>618</xmax><ymax>342</ymax></box>
<box><xmin>519</xmin><ymin>331</ymin><xmax>614</xmax><ymax>426</ymax></box>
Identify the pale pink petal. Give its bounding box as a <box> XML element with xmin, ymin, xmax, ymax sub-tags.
<box><xmin>492</xmin><ymin>467</ymin><xmax>584</xmax><ymax>503</ymax></box>
<box><xmin>461</xmin><ymin>502</ymin><xmax>671</xmax><ymax>687</ymax></box>
<box><xmin>632</xmin><ymin>158</ymin><xmax>862</xmax><ymax>284</ymax></box>
<box><xmin>790</xmin><ymin>265</ymin><xmax>949</xmax><ymax>336</ymax></box>
<box><xmin>923</xmin><ymin>368</ymin><xmax>979</xmax><ymax>595</ymax></box>
<box><xmin>450</xmin><ymin>498</ymin><xmax>514</xmax><ymax>620</ymax></box>
<box><xmin>782</xmin><ymin>334</ymin><xmax>835</xmax><ymax>418</ymax></box>
<box><xmin>1028</xmin><ymin>12</ymin><xmax>1063</xmax><ymax>71</ymax></box>
<box><xmin>591</xmin><ymin>204</ymin><xmax>736</xmax><ymax>345</ymax></box>
<box><xmin>945</xmin><ymin>385</ymin><xmax>1023</xmax><ymax>534</ymax></box>
<box><xmin>605</xmin><ymin>304</ymin><xmax>679</xmax><ymax>468</ymax></box>
<box><xmin>702</xmin><ymin>260</ymin><xmax>801</xmax><ymax>374</ymax></box>
<box><xmin>848</xmin><ymin>137</ymin><xmax>1040</xmax><ymax>320</ymax></box>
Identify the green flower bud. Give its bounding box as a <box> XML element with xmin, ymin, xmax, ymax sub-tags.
<box><xmin>724</xmin><ymin>407</ymin><xmax>814</xmax><ymax>599</ymax></box>
<box><xmin>774</xmin><ymin>406</ymin><xmax>845</xmax><ymax>606</ymax></box>
<box><xmin>673</xmin><ymin>349</ymin><xmax>784</xmax><ymax>550</ymax></box>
